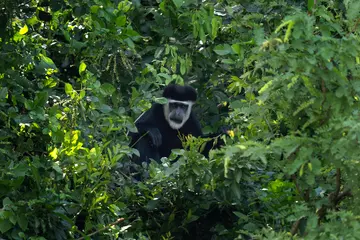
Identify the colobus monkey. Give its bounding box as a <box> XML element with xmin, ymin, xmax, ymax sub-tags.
<box><xmin>129</xmin><ymin>84</ymin><xmax>226</xmax><ymax>165</ymax></box>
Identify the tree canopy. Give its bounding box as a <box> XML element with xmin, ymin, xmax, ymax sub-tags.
<box><xmin>1</xmin><ymin>0</ymin><xmax>360</xmax><ymax>239</ymax></box>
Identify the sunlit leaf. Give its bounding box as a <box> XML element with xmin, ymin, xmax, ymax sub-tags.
<box><xmin>65</xmin><ymin>83</ymin><xmax>73</xmax><ymax>95</ymax></box>
<box><xmin>49</xmin><ymin>148</ymin><xmax>58</xmax><ymax>160</ymax></box>
<box><xmin>79</xmin><ymin>61</ymin><xmax>87</xmax><ymax>75</ymax></box>
<box><xmin>19</xmin><ymin>24</ymin><xmax>28</xmax><ymax>35</ymax></box>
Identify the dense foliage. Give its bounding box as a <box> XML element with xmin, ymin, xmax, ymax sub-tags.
<box><xmin>1</xmin><ymin>0</ymin><xmax>360</xmax><ymax>239</ymax></box>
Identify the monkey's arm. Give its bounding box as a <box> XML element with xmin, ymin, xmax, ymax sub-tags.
<box><xmin>130</xmin><ymin>105</ymin><xmax>162</xmax><ymax>147</ymax></box>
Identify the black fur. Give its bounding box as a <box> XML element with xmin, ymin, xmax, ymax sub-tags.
<box><xmin>162</xmin><ymin>84</ymin><xmax>197</xmax><ymax>101</ymax></box>
<box><xmin>129</xmin><ymin>103</ymin><xmax>203</xmax><ymax>164</ymax></box>
<box><xmin>129</xmin><ymin>85</ymin><xmax>225</xmax><ymax>166</ymax></box>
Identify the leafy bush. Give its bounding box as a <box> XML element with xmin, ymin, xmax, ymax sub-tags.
<box><xmin>1</xmin><ymin>0</ymin><xmax>360</xmax><ymax>239</ymax></box>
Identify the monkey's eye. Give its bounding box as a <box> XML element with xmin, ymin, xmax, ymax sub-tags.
<box><xmin>170</xmin><ymin>102</ymin><xmax>189</xmax><ymax>111</ymax></box>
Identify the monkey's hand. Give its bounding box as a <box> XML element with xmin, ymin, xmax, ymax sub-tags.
<box><xmin>148</xmin><ymin>128</ymin><xmax>162</xmax><ymax>147</ymax></box>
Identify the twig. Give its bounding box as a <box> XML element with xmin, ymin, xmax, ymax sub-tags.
<box><xmin>76</xmin><ymin>218</ymin><xmax>125</xmax><ymax>240</ymax></box>
<box><xmin>334</xmin><ymin>168</ymin><xmax>341</xmax><ymax>198</ymax></box>
<box><xmin>291</xmin><ymin>174</ymin><xmax>302</xmax><ymax>195</ymax></box>
<box><xmin>290</xmin><ymin>218</ymin><xmax>301</xmax><ymax>236</ymax></box>
<box><xmin>335</xmin><ymin>189</ymin><xmax>353</xmax><ymax>205</ymax></box>
<box><xmin>320</xmin><ymin>79</ymin><xmax>327</xmax><ymax>109</ymax></box>
<box><xmin>348</xmin><ymin>18</ymin><xmax>360</xmax><ymax>36</ymax></box>
<box><xmin>289</xmin><ymin>147</ymin><xmax>305</xmax><ymax>236</ymax></box>
<box><xmin>318</xmin><ymin>189</ymin><xmax>353</xmax><ymax>222</ymax></box>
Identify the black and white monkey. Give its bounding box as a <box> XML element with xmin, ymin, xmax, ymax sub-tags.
<box><xmin>129</xmin><ymin>84</ymin><xmax>226</xmax><ymax>165</ymax></box>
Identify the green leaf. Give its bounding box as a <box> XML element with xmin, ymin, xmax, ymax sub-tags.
<box><xmin>0</xmin><ymin>219</ymin><xmax>12</xmax><ymax>233</ymax></box>
<box><xmin>214</xmin><ymin>44</ymin><xmax>232</xmax><ymax>55</ymax></box>
<box><xmin>52</xmin><ymin>163</ymin><xmax>63</xmax><ymax>174</ymax></box>
<box><xmin>124</xmin><ymin>38</ymin><xmax>135</xmax><ymax>48</ymax></box>
<box><xmin>199</xmin><ymin>27</ymin><xmax>206</xmax><ymax>43</ymax></box>
<box><xmin>154</xmin><ymin>47</ymin><xmax>164</xmax><ymax>59</ymax></box>
<box><xmin>44</xmin><ymin>78</ymin><xmax>58</xmax><ymax>88</ymax></box>
<box><xmin>306</xmin><ymin>173</ymin><xmax>315</xmax><ymax>185</ymax></box>
<box><xmin>224</xmin><ymin>156</ymin><xmax>230</xmax><ymax>178</ymax></box>
<box><xmin>98</xmin><ymin>104</ymin><xmax>112</xmax><ymax>113</ymax></box>
<box><xmin>100</xmin><ymin>83</ymin><xmax>116</xmax><ymax>96</ymax></box>
<box><xmin>30</xmin><ymin>164</ymin><xmax>41</xmax><ymax>190</ymax></box>
<box><xmin>3</xmin><ymin>197</ymin><xmax>13</xmax><ymax>207</ymax></box>
<box><xmin>65</xmin><ymin>83</ymin><xmax>73</xmax><ymax>95</ymax></box>
<box><xmin>235</xmin><ymin>170</ymin><xmax>242</xmax><ymax>183</ymax></box>
<box><xmin>61</xmin><ymin>29</ymin><xmax>71</xmax><ymax>42</ymax></box>
<box><xmin>192</xmin><ymin>166</ymin><xmax>201</xmax><ymax>175</ymax></box>
<box><xmin>12</xmin><ymin>163</ymin><xmax>28</xmax><ymax>177</ymax></box>
<box><xmin>231</xmin><ymin>43</ymin><xmax>242</xmax><ymax>55</ymax></box>
<box><xmin>308</xmin><ymin>0</ymin><xmax>314</xmax><ymax>11</ymax></box>
<box><xmin>79</xmin><ymin>90</ymin><xmax>86</xmax><ymax>99</ymax></box>
<box><xmin>154</xmin><ymin>97</ymin><xmax>168</xmax><ymax>104</ymax></box>
<box><xmin>115</xmin><ymin>15</ymin><xmax>126</xmax><ymax>27</ymax></box>
<box><xmin>79</xmin><ymin>61</ymin><xmax>87</xmax><ymax>75</ymax></box>
<box><xmin>53</xmin><ymin>212</ymin><xmax>74</xmax><ymax>225</ymax></box>
<box><xmin>172</xmin><ymin>0</ymin><xmax>184</xmax><ymax>8</ymax></box>
<box><xmin>288</xmin><ymin>157</ymin><xmax>305</xmax><ymax>175</ymax></box>
<box><xmin>125</xmin><ymin>29</ymin><xmax>139</xmax><ymax>37</ymax></box>
<box><xmin>254</xmin><ymin>27</ymin><xmax>265</xmax><ymax>45</ymax></box>
<box><xmin>70</xmin><ymin>39</ymin><xmax>87</xmax><ymax>50</ymax></box>
<box><xmin>24</xmin><ymin>99</ymin><xmax>33</xmax><ymax>110</ymax></box>
<box><xmin>345</xmin><ymin>0</ymin><xmax>360</xmax><ymax>21</ymax></box>
<box><xmin>222</xmin><ymin>59</ymin><xmax>235</xmax><ymax>64</ymax></box>
<box><xmin>0</xmin><ymin>87</ymin><xmax>8</xmax><ymax>99</ymax></box>
<box><xmin>90</xmin><ymin>5</ymin><xmax>100</xmax><ymax>13</ymax></box>
<box><xmin>118</xmin><ymin>1</ymin><xmax>132</xmax><ymax>12</ymax></box>
<box><xmin>211</xmin><ymin>18</ymin><xmax>219</xmax><ymax>40</ymax></box>
<box><xmin>229</xmin><ymin>100</ymin><xmax>243</xmax><ymax>109</ymax></box>
<box><xmin>234</xmin><ymin>211</ymin><xmax>248</xmax><ymax>221</ymax></box>
<box><xmin>146</xmin><ymin>200</ymin><xmax>159</xmax><ymax>210</ymax></box>
<box><xmin>34</xmin><ymin>91</ymin><xmax>49</xmax><ymax>107</ymax></box>
<box><xmin>158</xmin><ymin>73</ymin><xmax>171</xmax><ymax>81</ymax></box>
<box><xmin>26</xmin><ymin>16</ymin><xmax>39</xmax><ymax>26</ymax></box>
<box><xmin>186</xmin><ymin>176</ymin><xmax>195</xmax><ymax>191</ymax></box>
<box><xmin>179</xmin><ymin>58</ymin><xmax>186</xmax><ymax>75</ymax></box>
<box><xmin>39</xmin><ymin>54</ymin><xmax>57</xmax><ymax>70</ymax></box>
<box><xmin>311</xmin><ymin>158</ymin><xmax>322</xmax><ymax>174</ymax></box>
<box><xmin>231</xmin><ymin>183</ymin><xmax>241</xmax><ymax>200</ymax></box>
<box><xmin>17</xmin><ymin>215</ymin><xmax>28</xmax><ymax>231</ymax></box>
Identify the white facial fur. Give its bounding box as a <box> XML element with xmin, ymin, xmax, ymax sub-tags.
<box><xmin>163</xmin><ymin>99</ymin><xmax>193</xmax><ymax>130</ymax></box>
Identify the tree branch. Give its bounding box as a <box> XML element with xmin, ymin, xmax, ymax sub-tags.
<box><xmin>334</xmin><ymin>168</ymin><xmax>341</xmax><ymax>198</ymax></box>
<box><xmin>335</xmin><ymin>189</ymin><xmax>353</xmax><ymax>205</ymax></box>
<box><xmin>76</xmin><ymin>218</ymin><xmax>125</xmax><ymax>240</ymax></box>
<box><xmin>290</xmin><ymin>218</ymin><xmax>302</xmax><ymax>236</ymax></box>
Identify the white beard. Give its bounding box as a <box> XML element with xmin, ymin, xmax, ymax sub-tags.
<box><xmin>163</xmin><ymin>100</ymin><xmax>193</xmax><ymax>130</ymax></box>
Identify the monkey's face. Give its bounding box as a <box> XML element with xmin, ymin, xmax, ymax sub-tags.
<box><xmin>164</xmin><ymin>100</ymin><xmax>193</xmax><ymax>130</ymax></box>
